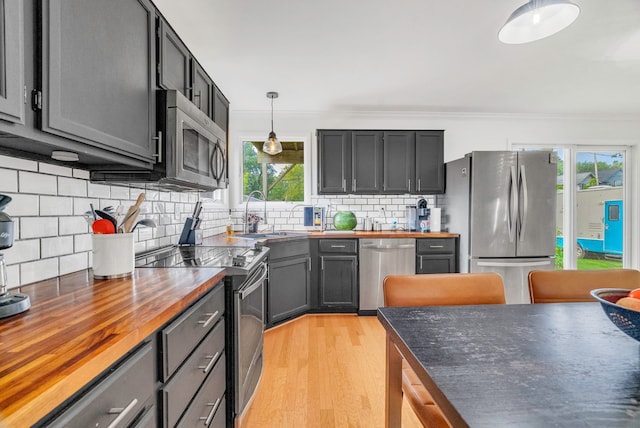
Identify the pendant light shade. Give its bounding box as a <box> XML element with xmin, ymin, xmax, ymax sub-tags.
<box><xmin>498</xmin><ymin>0</ymin><xmax>580</xmax><ymax>45</ymax></box>
<box><xmin>263</xmin><ymin>91</ymin><xmax>282</xmax><ymax>155</ymax></box>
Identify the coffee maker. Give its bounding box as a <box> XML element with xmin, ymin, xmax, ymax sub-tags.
<box><xmin>417</xmin><ymin>198</ymin><xmax>430</xmax><ymax>232</ymax></box>
<box><xmin>0</xmin><ymin>195</ymin><xmax>31</xmax><ymax>318</ymax></box>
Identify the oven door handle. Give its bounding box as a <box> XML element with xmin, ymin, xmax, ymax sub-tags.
<box><xmin>240</xmin><ymin>262</ymin><xmax>268</xmax><ymax>300</ymax></box>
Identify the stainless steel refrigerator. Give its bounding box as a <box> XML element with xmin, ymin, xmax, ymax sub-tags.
<box><xmin>443</xmin><ymin>151</ymin><xmax>557</xmax><ymax>304</ymax></box>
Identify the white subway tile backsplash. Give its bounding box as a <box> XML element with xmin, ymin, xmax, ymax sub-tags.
<box><xmin>73</xmin><ymin>169</ymin><xmax>90</xmax><ymax>180</ymax></box>
<box><xmin>58</xmin><ymin>177</ymin><xmax>87</xmax><ymax>197</ymax></box>
<box><xmin>111</xmin><ymin>186</ymin><xmax>131</xmax><ymax>199</ymax></box>
<box><xmin>4</xmin><ymin>239</ymin><xmax>40</xmax><ymax>264</ymax></box>
<box><xmin>20</xmin><ymin>258</ymin><xmax>59</xmax><ymax>285</ymax></box>
<box><xmin>59</xmin><ymin>253</ymin><xmax>88</xmax><ymax>276</ymax></box>
<box><xmin>74</xmin><ymin>234</ymin><xmax>92</xmax><ymax>253</ymax></box>
<box><xmin>5</xmin><ymin>194</ymin><xmax>39</xmax><ymax>216</ymax></box>
<box><xmin>6</xmin><ymin>264</ymin><xmax>20</xmax><ymax>289</ymax></box>
<box><xmin>87</xmin><ymin>182</ymin><xmax>111</xmax><ymax>198</ymax></box>
<box><xmin>59</xmin><ymin>216</ymin><xmax>89</xmax><ymax>235</ymax></box>
<box><xmin>0</xmin><ymin>169</ymin><xmax>18</xmax><ymax>192</ymax></box>
<box><xmin>20</xmin><ymin>217</ymin><xmax>58</xmax><ymax>239</ymax></box>
<box><xmin>39</xmin><ymin>163</ymin><xmax>73</xmax><ymax>177</ymax></box>
<box><xmin>40</xmin><ymin>196</ymin><xmax>74</xmax><ymax>216</ymax></box>
<box><xmin>0</xmin><ymin>155</ymin><xmax>37</xmax><ymax>171</ymax></box>
<box><xmin>41</xmin><ymin>236</ymin><xmax>74</xmax><ymax>258</ymax></box>
<box><xmin>73</xmin><ymin>198</ymin><xmax>100</xmax><ymax>216</ymax></box>
<box><xmin>19</xmin><ymin>171</ymin><xmax>57</xmax><ymax>195</ymax></box>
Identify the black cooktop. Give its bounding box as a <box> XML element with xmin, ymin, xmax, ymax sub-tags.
<box><xmin>135</xmin><ymin>245</ymin><xmax>267</xmax><ymax>272</ymax></box>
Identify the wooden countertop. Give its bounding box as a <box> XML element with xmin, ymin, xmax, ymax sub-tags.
<box><xmin>203</xmin><ymin>230</ymin><xmax>459</xmax><ymax>246</ymax></box>
<box><xmin>0</xmin><ymin>267</ymin><xmax>225</xmax><ymax>427</ymax></box>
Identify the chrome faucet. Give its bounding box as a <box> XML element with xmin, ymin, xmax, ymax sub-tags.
<box><xmin>244</xmin><ymin>190</ymin><xmax>267</xmax><ymax>233</ymax></box>
<box><xmin>286</xmin><ymin>204</ymin><xmax>306</xmax><ymax>228</ymax></box>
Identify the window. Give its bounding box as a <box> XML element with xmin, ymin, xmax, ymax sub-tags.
<box><xmin>515</xmin><ymin>145</ymin><xmax>629</xmax><ymax>271</ymax></box>
<box><xmin>242</xmin><ymin>141</ymin><xmax>304</xmax><ymax>202</ymax></box>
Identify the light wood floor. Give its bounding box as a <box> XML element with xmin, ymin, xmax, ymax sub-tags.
<box><xmin>241</xmin><ymin>314</ymin><xmax>423</xmax><ymax>428</ymax></box>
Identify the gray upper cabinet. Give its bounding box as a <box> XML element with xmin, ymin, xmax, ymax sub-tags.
<box><xmin>382</xmin><ymin>131</ymin><xmax>415</xmax><ymax>193</ymax></box>
<box><xmin>213</xmin><ymin>85</ymin><xmax>229</xmax><ymax>136</ymax></box>
<box><xmin>158</xmin><ymin>19</ymin><xmax>190</xmax><ymax>96</ymax></box>
<box><xmin>352</xmin><ymin>131</ymin><xmax>382</xmax><ymax>193</ymax></box>
<box><xmin>318</xmin><ymin>129</ymin><xmax>444</xmax><ymax>195</ymax></box>
<box><xmin>191</xmin><ymin>60</ymin><xmax>213</xmax><ymax>117</ymax></box>
<box><xmin>0</xmin><ymin>0</ymin><xmax>25</xmax><ymax>124</ymax></box>
<box><xmin>40</xmin><ymin>0</ymin><xmax>156</xmax><ymax>163</ymax></box>
<box><xmin>318</xmin><ymin>130</ymin><xmax>351</xmax><ymax>193</ymax></box>
<box><xmin>414</xmin><ymin>131</ymin><xmax>444</xmax><ymax>193</ymax></box>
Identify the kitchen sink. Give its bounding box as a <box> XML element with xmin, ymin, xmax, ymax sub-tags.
<box><xmin>234</xmin><ymin>231</ymin><xmax>309</xmax><ymax>239</ymax></box>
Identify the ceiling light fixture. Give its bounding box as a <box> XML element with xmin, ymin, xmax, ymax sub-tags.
<box><xmin>262</xmin><ymin>91</ymin><xmax>282</xmax><ymax>155</ymax></box>
<box><xmin>51</xmin><ymin>151</ymin><xmax>79</xmax><ymax>162</ymax></box>
<box><xmin>498</xmin><ymin>0</ymin><xmax>580</xmax><ymax>44</ymax></box>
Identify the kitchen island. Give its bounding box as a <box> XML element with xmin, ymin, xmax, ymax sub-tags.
<box><xmin>0</xmin><ymin>267</ymin><xmax>225</xmax><ymax>427</ymax></box>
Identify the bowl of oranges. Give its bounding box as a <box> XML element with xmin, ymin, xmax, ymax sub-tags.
<box><xmin>591</xmin><ymin>288</ymin><xmax>640</xmax><ymax>342</ymax></box>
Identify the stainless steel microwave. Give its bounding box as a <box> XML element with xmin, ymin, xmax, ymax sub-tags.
<box><xmin>91</xmin><ymin>90</ymin><xmax>227</xmax><ymax>192</ymax></box>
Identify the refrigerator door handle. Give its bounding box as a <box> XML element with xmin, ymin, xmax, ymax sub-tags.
<box><xmin>519</xmin><ymin>164</ymin><xmax>528</xmax><ymax>242</ymax></box>
<box><xmin>508</xmin><ymin>165</ymin><xmax>518</xmax><ymax>243</ymax></box>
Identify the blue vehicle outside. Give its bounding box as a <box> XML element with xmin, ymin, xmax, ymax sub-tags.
<box><xmin>556</xmin><ymin>200</ymin><xmax>623</xmax><ymax>258</ymax></box>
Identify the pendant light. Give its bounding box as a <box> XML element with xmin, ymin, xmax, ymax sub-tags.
<box><xmin>498</xmin><ymin>0</ymin><xmax>580</xmax><ymax>45</ymax></box>
<box><xmin>262</xmin><ymin>91</ymin><xmax>282</xmax><ymax>155</ymax></box>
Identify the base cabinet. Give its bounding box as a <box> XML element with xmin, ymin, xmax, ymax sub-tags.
<box><xmin>316</xmin><ymin>239</ymin><xmax>358</xmax><ymax>310</ymax></box>
<box><xmin>416</xmin><ymin>238</ymin><xmax>458</xmax><ymax>274</ymax></box>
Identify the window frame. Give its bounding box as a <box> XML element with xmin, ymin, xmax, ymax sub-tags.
<box><xmin>230</xmin><ymin>134</ymin><xmax>312</xmax><ymax>209</ymax></box>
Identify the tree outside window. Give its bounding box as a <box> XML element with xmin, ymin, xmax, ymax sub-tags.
<box><xmin>243</xmin><ymin>141</ymin><xmax>304</xmax><ymax>202</ymax></box>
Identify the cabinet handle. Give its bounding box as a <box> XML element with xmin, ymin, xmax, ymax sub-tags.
<box><xmin>308</xmin><ymin>257</ymin><xmax>312</xmax><ymax>271</ymax></box>
<box><xmin>200</xmin><ymin>397</ymin><xmax>222</xmax><ymax>426</ymax></box>
<box><xmin>152</xmin><ymin>131</ymin><xmax>163</xmax><ymax>163</ymax></box>
<box><xmin>321</xmin><ymin>258</ymin><xmax>324</xmax><ymax>270</ymax></box>
<box><xmin>342</xmin><ymin>179</ymin><xmax>346</xmax><ymax>191</ymax></box>
<box><xmin>420</xmin><ymin>257</ymin><xmax>423</xmax><ymax>270</ymax></box>
<box><xmin>408</xmin><ymin>178</ymin><xmax>411</xmax><ymax>190</ymax></box>
<box><xmin>199</xmin><ymin>351</ymin><xmax>220</xmax><ymax>374</ymax></box>
<box><xmin>429</xmin><ymin>245</ymin><xmax>444</xmax><ymax>248</ymax></box>
<box><xmin>331</xmin><ymin>245</ymin><xmax>346</xmax><ymax>248</ymax></box>
<box><xmin>418</xmin><ymin>178</ymin><xmax>421</xmax><ymax>191</ymax></box>
<box><xmin>107</xmin><ymin>398</ymin><xmax>138</xmax><ymax>428</ymax></box>
<box><xmin>353</xmin><ymin>179</ymin><xmax>356</xmax><ymax>191</ymax></box>
<box><xmin>198</xmin><ymin>310</ymin><xmax>219</xmax><ymax>329</ymax></box>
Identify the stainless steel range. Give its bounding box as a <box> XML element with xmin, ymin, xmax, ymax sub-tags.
<box><xmin>136</xmin><ymin>244</ymin><xmax>269</xmax><ymax>425</ymax></box>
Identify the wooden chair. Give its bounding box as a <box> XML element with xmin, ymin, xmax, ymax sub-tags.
<box><xmin>528</xmin><ymin>269</ymin><xmax>640</xmax><ymax>303</ymax></box>
<box><xmin>382</xmin><ymin>273</ymin><xmax>506</xmax><ymax>428</ymax></box>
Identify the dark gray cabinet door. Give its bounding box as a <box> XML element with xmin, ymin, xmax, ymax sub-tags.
<box><xmin>415</xmin><ymin>131</ymin><xmax>444</xmax><ymax>194</ymax></box>
<box><xmin>352</xmin><ymin>131</ymin><xmax>382</xmax><ymax>193</ymax></box>
<box><xmin>416</xmin><ymin>254</ymin><xmax>456</xmax><ymax>274</ymax></box>
<box><xmin>268</xmin><ymin>256</ymin><xmax>311</xmax><ymax>325</ymax></box>
<box><xmin>41</xmin><ymin>0</ymin><xmax>156</xmax><ymax>162</ymax></box>
<box><xmin>158</xmin><ymin>19</ymin><xmax>190</xmax><ymax>95</ymax></box>
<box><xmin>213</xmin><ymin>85</ymin><xmax>229</xmax><ymax>135</ymax></box>
<box><xmin>382</xmin><ymin>131</ymin><xmax>414</xmax><ymax>193</ymax></box>
<box><xmin>191</xmin><ymin>60</ymin><xmax>213</xmax><ymax>117</ymax></box>
<box><xmin>319</xmin><ymin>255</ymin><xmax>358</xmax><ymax>308</ymax></box>
<box><xmin>0</xmin><ymin>0</ymin><xmax>24</xmax><ymax>124</ymax></box>
<box><xmin>318</xmin><ymin>130</ymin><xmax>351</xmax><ymax>194</ymax></box>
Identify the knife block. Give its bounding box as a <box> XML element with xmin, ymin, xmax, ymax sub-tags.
<box><xmin>178</xmin><ymin>218</ymin><xmax>202</xmax><ymax>246</ymax></box>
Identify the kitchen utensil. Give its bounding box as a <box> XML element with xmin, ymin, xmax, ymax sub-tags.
<box><xmin>89</xmin><ymin>203</ymin><xmax>97</xmax><ymax>220</ymax></box>
<box><xmin>121</xmin><ymin>207</ymin><xmax>140</xmax><ymax>233</ymax></box>
<box><xmin>95</xmin><ymin>210</ymin><xmax>118</xmax><ymax>231</ymax></box>
<box><xmin>131</xmin><ymin>218</ymin><xmax>156</xmax><ymax>232</ymax></box>
<box><xmin>92</xmin><ymin>218</ymin><xmax>115</xmax><ymax>234</ymax></box>
<box><xmin>0</xmin><ymin>194</ymin><xmax>12</xmax><ymax>211</ymax></box>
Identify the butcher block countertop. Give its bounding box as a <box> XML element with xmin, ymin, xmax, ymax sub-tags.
<box><xmin>0</xmin><ymin>267</ymin><xmax>225</xmax><ymax>427</ymax></box>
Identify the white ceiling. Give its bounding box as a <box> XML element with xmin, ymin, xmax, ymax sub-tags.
<box><xmin>153</xmin><ymin>0</ymin><xmax>640</xmax><ymax>117</ymax></box>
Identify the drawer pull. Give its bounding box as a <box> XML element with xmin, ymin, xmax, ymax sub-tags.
<box><xmin>199</xmin><ymin>351</ymin><xmax>220</xmax><ymax>374</ymax></box>
<box><xmin>198</xmin><ymin>310</ymin><xmax>219</xmax><ymax>329</ymax></box>
<box><xmin>200</xmin><ymin>397</ymin><xmax>221</xmax><ymax>425</ymax></box>
<box><xmin>107</xmin><ymin>398</ymin><xmax>138</xmax><ymax>428</ymax></box>
<box><xmin>429</xmin><ymin>245</ymin><xmax>444</xmax><ymax>248</ymax></box>
<box><xmin>330</xmin><ymin>245</ymin><xmax>346</xmax><ymax>248</ymax></box>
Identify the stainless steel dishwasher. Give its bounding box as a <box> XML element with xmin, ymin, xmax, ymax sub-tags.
<box><xmin>359</xmin><ymin>239</ymin><xmax>416</xmax><ymax>314</ymax></box>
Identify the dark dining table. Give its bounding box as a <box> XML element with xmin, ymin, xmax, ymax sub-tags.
<box><xmin>378</xmin><ymin>303</ymin><xmax>640</xmax><ymax>428</ymax></box>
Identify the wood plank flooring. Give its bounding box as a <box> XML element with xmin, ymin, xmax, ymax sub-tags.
<box><xmin>242</xmin><ymin>314</ymin><xmax>423</xmax><ymax>428</ymax></box>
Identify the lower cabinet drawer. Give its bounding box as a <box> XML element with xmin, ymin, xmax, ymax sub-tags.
<box><xmin>134</xmin><ymin>404</ymin><xmax>157</xmax><ymax>428</ymax></box>
<box><xmin>163</xmin><ymin>319</ymin><xmax>225</xmax><ymax>427</ymax></box>
<box><xmin>177</xmin><ymin>354</ymin><xmax>226</xmax><ymax>427</ymax></box>
<box><xmin>161</xmin><ymin>283</ymin><xmax>225</xmax><ymax>381</ymax></box>
<box><xmin>47</xmin><ymin>342</ymin><xmax>155</xmax><ymax>427</ymax></box>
